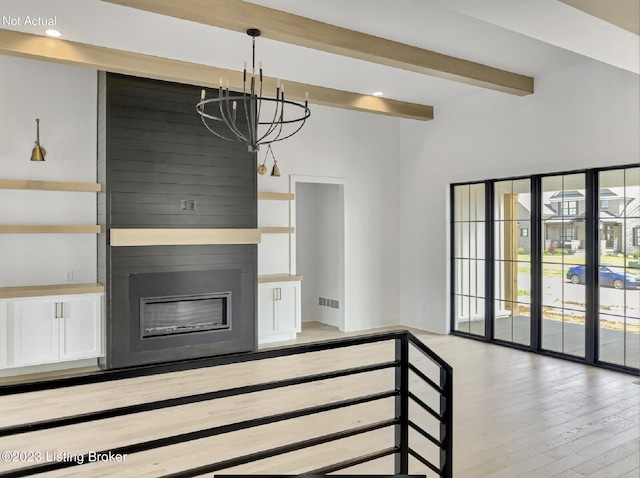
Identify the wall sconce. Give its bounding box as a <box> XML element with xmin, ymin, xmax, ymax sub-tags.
<box><xmin>30</xmin><ymin>118</ymin><xmax>46</xmax><ymax>161</ymax></box>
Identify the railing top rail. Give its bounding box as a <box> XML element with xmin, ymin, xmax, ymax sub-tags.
<box><xmin>0</xmin><ymin>329</ymin><xmax>450</xmax><ymax>396</ymax></box>
<box><xmin>407</xmin><ymin>331</ymin><xmax>453</xmax><ymax>373</ymax></box>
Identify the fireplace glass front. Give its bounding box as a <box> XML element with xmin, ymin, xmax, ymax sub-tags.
<box><xmin>141</xmin><ymin>292</ymin><xmax>231</xmax><ymax>338</ymax></box>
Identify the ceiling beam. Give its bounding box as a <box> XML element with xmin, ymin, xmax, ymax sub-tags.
<box><xmin>559</xmin><ymin>0</ymin><xmax>639</xmax><ymax>36</ymax></box>
<box><xmin>103</xmin><ymin>0</ymin><xmax>534</xmax><ymax>96</ymax></box>
<box><xmin>0</xmin><ymin>29</ymin><xmax>433</xmax><ymax>121</ymax></box>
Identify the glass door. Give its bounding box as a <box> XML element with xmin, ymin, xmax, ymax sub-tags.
<box><xmin>451</xmin><ymin>166</ymin><xmax>638</xmax><ymax>374</ymax></box>
<box><xmin>493</xmin><ymin>179</ymin><xmax>531</xmax><ymax>345</ymax></box>
<box><xmin>598</xmin><ymin>167</ymin><xmax>640</xmax><ymax>368</ymax></box>
<box><xmin>541</xmin><ymin>174</ymin><xmax>586</xmax><ymax>357</ymax></box>
<box><xmin>452</xmin><ymin>184</ymin><xmax>486</xmax><ymax>336</ymax></box>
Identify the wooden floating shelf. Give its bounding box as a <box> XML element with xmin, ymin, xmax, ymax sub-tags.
<box><xmin>258</xmin><ymin>192</ymin><xmax>295</xmax><ymax>201</ymax></box>
<box><xmin>110</xmin><ymin>228</ymin><xmax>262</xmax><ymax>246</ymax></box>
<box><xmin>0</xmin><ymin>225</ymin><xmax>102</xmax><ymax>234</ymax></box>
<box><xmin>0</xmin><ymin>179</ymin><xmax>102</xmax><ymax>192</ymax></box>
<box><xmin>0</xmin><ymin>283</ymin><xmax>104</xmax><ymax>299</ymax></box>
<box><xmin>260</xmin><ymin>227</ymin><xmax>295</xmax><ymax>234</ymax></box>
<box><xmin>258</xmin><ymin>274</ymin><xmax>303</xmax><ymax>284</ymax></box>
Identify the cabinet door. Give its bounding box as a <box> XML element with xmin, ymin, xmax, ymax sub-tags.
<box><xmin>258</xmin><ymin>284</ymin><xmax>277</xmax><ymax>336</ymax></box>
<box><xmin>59</xmin><ymin>294</ymin><xmax>101</xmax><ymax>361</ymax></box>
<box><xmin>276</xmin><ymin>283</ymin><xmax>300</xmax><ymax>334</ymax></box>
<box><xmin>12</xmin><ymin>297</ymin><xmax>59</xmax><ymax>366</ymax></box>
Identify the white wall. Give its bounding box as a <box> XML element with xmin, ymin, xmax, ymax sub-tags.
<box><xmin>258</xmin><ymin>105</ymin><xmax>402</xmax><ymax>331</ymax></box>
<box><xmin>0</xmin><ymin>55</ymin><xmax>401</xmax><ymax>332</ymax></box>
<box><xmin>398</xmin><ymin>59</ymin><xmax>640</xmax><ymax>334</ymax></box>
<box><xmin>0</xmin><ymin>56</ymin><xmax>97</xmax><ymax>287</ymax></box>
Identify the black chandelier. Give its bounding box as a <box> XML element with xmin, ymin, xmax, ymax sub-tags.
<box><xmin>196</xmin><ymin>28</ymin><xmax>311</xmax><ymax>153</ymax></box>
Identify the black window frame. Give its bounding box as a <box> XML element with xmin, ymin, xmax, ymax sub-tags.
<box><xmin>450</xmin><ymin>164</ymin><xmax>638</xmax><ymax>376</ymax></box>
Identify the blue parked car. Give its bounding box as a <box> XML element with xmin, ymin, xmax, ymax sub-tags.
<box><xmin>566</xmin><ymin>265</ymin><xmax>640</xmax><ymax>289</ymax></box>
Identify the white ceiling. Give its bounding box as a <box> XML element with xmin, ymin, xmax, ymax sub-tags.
<box><xmin>1</xmin><ymin>0</ymin><xmax>637</xmax><ymax>109</ymax></box>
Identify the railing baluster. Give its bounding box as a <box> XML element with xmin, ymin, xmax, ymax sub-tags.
<box><xmin>395</xmin><ymin>335</ymin><xmax>410</xmax><ymax>475</ymax></box>
<box><xmin>440</xmin><ymin>364</ymin><xmax>454</xmax><ymax>478</ymax></box>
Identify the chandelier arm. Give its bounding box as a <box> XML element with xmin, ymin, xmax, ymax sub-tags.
<box><xmin>250</xmin><ymin>77</ymin><xmax>259</xmax><ymax>147</ymax></box>
<box><xmin>257</xmin><ymin>101</ymin><xmax>286</xmax><ymax>144</ymax></box>
<box><xmin>256</xmin><ymin>102</ymin><xmax>284</xmax><ymax>143</ymax></box>
<box><xmin>243</xmin><ymin>95</ymin><xmax>254</xmax><ymax>148</ymax></box>
<box><xmin>222</xmin><ymin>94</ymin><xmax>250</xmax><ymax>143</ymax></box>
<box><xmin>257</xmin><ymin>120</ymin><xmax>283</xmax><ymax>145</ymax></box>
<box><xmin>248</xmin><ymin>93</ymin><xmax>257</xmax><ymax>148</ymax></box>
<box><xmin>197</xmin><ymin>99</ymin><xmax>239</xmax><ymax>142</ymax></box>
<box><xmin>254</xmin><ymin>98</ymin><xmax>311</xmax><ymax>125</ymax></box>
<box><xmin>199</xmin><ymin>115</ymin><xmax>243</xmax><ymax>143</ymax></box>
<box><xmin>256</xmin><ymin>73</ymin><xmax>264</xmax><ymax>131</ymax></box>
<box><xmin>262</xmin><ymin>113</ymin><xmax>309</xmax><ymax>145</ymax></box>
<box><xmin>218</xmin><ymin>97</ymin><xmax>239</xmax><ymax>141</ymax></box>
<box><xmin>258</xmin><ymin>92</ymin><xmax>289</xmax><ymax>142</ymax></box>
<box><xmin>256</xmin><ymin>99</ymin><xmax>311</xmax><ymax>145</ymax></box>
<box><xmin>241</xmin><ymin>75</ymin><xmax>256</xmax><ymax>148</ymax></box>
<box><xmin>198</xmin><ymin>96</ymin><xmax>257</xmax><ymax>145</ymax></box>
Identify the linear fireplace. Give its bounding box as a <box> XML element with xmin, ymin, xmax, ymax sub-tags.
<box><xmin>141</xmin><ymin>292</ymin><xmax>231</xmax><ymax>338</ymax></box>
<box><xmin>98</xmin><ymin>263</ymin><xmax>255</xmax><ymax>370</ymax></box>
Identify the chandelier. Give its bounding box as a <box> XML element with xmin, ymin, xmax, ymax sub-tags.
<box><xmin>196</xmin><ymin>28</ymin><xmax>311</xmax><ymax>153</ymax></box>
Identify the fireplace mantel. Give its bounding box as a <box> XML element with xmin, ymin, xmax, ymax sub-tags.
<box><xmin>110</xmin><ymin>229</ymin><xmax>261</xmax><ymax>247</ymax></box>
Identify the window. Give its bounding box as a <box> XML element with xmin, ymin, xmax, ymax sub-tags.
<box><xmin>520</xmin><ymin>228</ymin><xmax>529</xmax><ymax>237</ymax></box>
<box><xmin>600</xmin><ymin>200</ymin><xmax>609</xmax><ymax>209</ymax></box>
<box><xmin>560</xmin><ymin>228</ymin><xmax>576</xmax><ymax>242</ymax></box>
<box><xmin>562</xmin><ymin>201</ymin><xmax>578</xmax><ymax>216</ymax></box>
<box><xmin>634</xmin><ymin>227</ymin><xmax>640</xmax><ymax>247</ymax></box>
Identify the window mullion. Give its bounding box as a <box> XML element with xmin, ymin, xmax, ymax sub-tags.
<box><xmin>530</xmin><ymin>176</ymin><xmax>542</xmax><ymax>352</ymax></box>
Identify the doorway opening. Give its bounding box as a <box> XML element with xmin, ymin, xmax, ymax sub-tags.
<box><xmin>292</xmin><ymin>176</ymin><xmax>346</xmax><ymax>332</ymax></box>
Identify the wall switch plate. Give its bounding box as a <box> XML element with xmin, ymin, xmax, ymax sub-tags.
<box><xmin>65</xmin><ymin>270</ymin><xmax>74</xmax><ymax>281</ymax></box>
<box><xmin>180</xmin><ymin>200</ymin><xmax>188</xmax><ymax>210</ymax></box>
<box><xmin>188</xmin><ymin>199</ymin><xmax>196</xmax><ymax>211</ymax></box>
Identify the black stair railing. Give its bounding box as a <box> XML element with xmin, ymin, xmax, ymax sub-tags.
<box><xmin>0</xmin><ymin>330</ymin><xmax>452</xmax><ymax>478</ymax></box>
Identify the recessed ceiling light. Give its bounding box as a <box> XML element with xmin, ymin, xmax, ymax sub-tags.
<box><xmin>372</xmin><ymin>91</ymin><xmax>384</xmax><ymax>97</ymax></box>
<box><xmin>45</xmin><ymin>29</ymin><xmax>61</xmax><ymax>38</ymax></box>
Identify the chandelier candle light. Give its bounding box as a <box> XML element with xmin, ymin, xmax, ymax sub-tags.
<box><xmin>196</xmin><ymin>28</ymin><xmax>311</xmax><ymax>154</ymax></box>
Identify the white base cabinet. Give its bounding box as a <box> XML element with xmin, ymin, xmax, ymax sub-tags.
<box><xmin>4</xmin><ymin>293</ymin><xmax>101</xmax><ymax>368</ymax></box>
<box><xmin>258</xmin><ymin>282</ymin><xmax>301</xmax><ymax>344</ymax></box>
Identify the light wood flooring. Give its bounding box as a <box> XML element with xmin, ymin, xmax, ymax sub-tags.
<box><xmin>0</xmin><ymin>322</ymin><xmax>638</xmax><ymax>477</ymax></box>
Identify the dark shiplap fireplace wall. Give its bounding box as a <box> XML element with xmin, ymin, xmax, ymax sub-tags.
<box><xmin>97</xmin><ymin>73</ymin><xmax>257</xmax><ymax>369</ymax></box>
